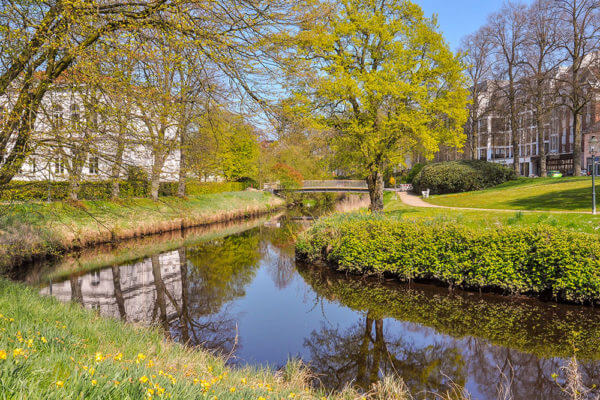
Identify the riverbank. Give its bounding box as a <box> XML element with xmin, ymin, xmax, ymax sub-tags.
<box><xmin>1</xmin><ymin>278</ymin><xmax>400</xmax><ymax>400</ymax></box>
<box><xmin>296</xmin><ymin>210</ymin><xmax>600</xmax><ymax>304</ymax></box>
<box><xmin>0</xmin><ymin>191</ymin><xmax>284</xmax><ymax>274</ymax></box>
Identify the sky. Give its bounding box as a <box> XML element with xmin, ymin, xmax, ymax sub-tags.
<box><xmin>416</xmin><ymin>0</ymin><xmax>531</xmax><ymax>50</ymax></box>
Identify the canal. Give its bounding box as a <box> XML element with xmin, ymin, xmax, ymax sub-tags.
<box><xmin>21</xmin><ymin>194</ymin><xmax>600</xmax><ymax>400</ymax></box>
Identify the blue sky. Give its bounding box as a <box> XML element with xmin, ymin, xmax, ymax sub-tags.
<box><xmin>416</xmin><ymin>0</ymin><xmax>531</xmax><ymax>50</ymax></box>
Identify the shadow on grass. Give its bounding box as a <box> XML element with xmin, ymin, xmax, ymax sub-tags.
<box><xmin>507</xmin><ymin>184</ymin><xmax>597</xmax><ymax>210</ymax></box>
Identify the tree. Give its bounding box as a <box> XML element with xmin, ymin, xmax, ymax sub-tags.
<box><xmin>522</xmin><ymin>0</ymin><xmax>561</xmax><ymax>177</ymax></box>
<box><xmin>459</xmin><ymin>28</ymin><xmax>493</xmax><ymax>160</ymax></box>
<box><xmin>0</xmin><ymin>0</ymin><xmax>179</xmax><ymax>185</ymax></box>
<box><xmin>287</xmin><ymin>0</ymin><xmax>468</xmax><ymax>211</ymax></box>
<box><xmin>553</xmin><ymin>0</ymin><xmax>600</xmax><ymax>176</ymax></box>
<box><xmin>485</xmin><ymin>1</ymin><xmax>528</xmax><ymax>175</ymax></box>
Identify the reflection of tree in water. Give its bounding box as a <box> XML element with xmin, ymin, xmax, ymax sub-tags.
<box><xmin>304</xmin><ymin>313</ymin><xmax>466</xmax><ymax>397</ymax></box>
<box><xmin>297</xmin><ymin>266</ymin><xmax>600</xmax><ymax>399</ymax></box>
<box><xmin>171</xmin><ymin>230</ymin><xmax>262</xmax><ymax>353</ymax></box>
<box><xmin>260</xmin><ymin>219</ymin><xmax>302</xmax><ymax>290</ymax></box>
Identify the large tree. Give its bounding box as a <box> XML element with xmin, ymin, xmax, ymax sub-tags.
<box><xmin>485</xmin><ymin>1</ymin><xmax>528</xmax><ymax>176</ymax></box>
<box><xmin>287</xmin><ymin>0</ymin><xmax>468</xmax><ymax>211</ymax></box>
<box><xmin>459</xmin><ymin>27</ymin><xmax>493</xmax><ymax>160</ymax></box>
<box><xmin>553</xmin><ymin>0</ymin><xmax>600</xmax><ymax>176</ymax></box>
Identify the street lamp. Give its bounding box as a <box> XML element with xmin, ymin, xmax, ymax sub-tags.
<box><xmin>590</xmin><ymin>136</ymin><xmax>598</xmax><ymax>215</ymax></box>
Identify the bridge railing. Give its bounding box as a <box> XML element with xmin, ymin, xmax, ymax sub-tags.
<box><xmin>302</xmin><ymin>180</ymin><xmax>368</xmax><ymax>189</ymax></box>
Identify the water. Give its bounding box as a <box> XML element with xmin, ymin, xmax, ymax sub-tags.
<box><xmin>22</xmin><ymin>195</ymin><xmax>600</xmax><ymax>399</ymax></box>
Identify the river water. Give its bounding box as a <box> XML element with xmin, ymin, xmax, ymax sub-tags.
<box><xmin>22</xmin><ymin>194</ymin><xmax>600</xmax><ymax>400</ymax></box>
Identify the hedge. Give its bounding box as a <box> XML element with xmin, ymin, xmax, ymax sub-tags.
<box><xmin>413</xmin><ymin>160</ymin><xmax>517</xmax><ymax>194</ymax></box>
<box><xmin>0</xmin><ymin>180</ymin><xmax>249</xmax><ymax>201</ymax></box>
<box><xmin>295</xmin><ymin>213</ymin><xmax>600</xmax><ymax>304</ymax></box>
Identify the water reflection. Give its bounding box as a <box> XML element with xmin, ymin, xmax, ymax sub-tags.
<box><xmin>32</xmin><ymin>205</ymin><xmax>600</xmax><ymax>399</ymax></box>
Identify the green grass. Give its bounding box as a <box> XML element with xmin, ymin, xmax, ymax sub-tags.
<box><xmin>426</xmin><ymin>177</ymin><xmax>599</xmax><ymax>211</ymax></box>
<box><xmin>0</xmin><ymin>191</ymin><xmax>284</xmax><ymax>273</ymax></box>
<box><xmin>0</xmin><ymin>279</ymin><xmax>386</xmax><ymax>400</ymax></box>
<box><xmin>386</xmin><ymin>193</ymin><xmax>600</xmax><ymax>235</ymax></box>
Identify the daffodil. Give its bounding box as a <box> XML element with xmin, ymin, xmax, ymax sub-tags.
<box><xmin>114</xmin><ymin>352</ymin><xmax>123</xmax><ymax>361</ymax></box>
<box><xmin>13</xmin><ymin>348</ymin><xmax>23</xmax><ymax>357</ymax></box>
<box><xmin>140</xmin><ymin>375</ymin><xmax>149</xmax><ymax>384</ymax></box>
<box><xmin>95</xmin><ymin>352</ymin><xmax>103</xmax><ymax>362</ymax></box>
<box><xmin>0</xmin><ymin>350</ymin><xmax>6</xmax><ymax>360</ymax></box>
<box><xmin>55</xmin><ymin>381</ymin><xmax>64</xmax><ymax>388</ymax></box>
<box><xmin>91</xmin><ymin>379</ymin><xmax>97</xmax><ymax>386</ymax></box>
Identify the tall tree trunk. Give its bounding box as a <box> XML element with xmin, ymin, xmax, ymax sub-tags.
<box><xmin>110</xmin><ymin>134</ymin><xmax>125</xmax><ymax>199</ymax></box>
<box><xmin>111</xmin><ymin>265</ymin><xmax>126</xmax><ymax>321</ymax></box>
<box><xmin>510</xmin><ymin>103</ymin><xmax>520</xmax><ymax>176</ymax></box>
<box><xmin>536</xmin><ymin>111</ymin><xmax>547</xmax><ymax>177</ymax></box>
<box><xmin>366</xmin><ymin>165</ymin><xmax>384</xmax><ymax>212</ymax></box>
<box><xmin>573</xmin><ymin>112</ymin><xmax>582</xmax><ymax>176</ymax></box>
<box><xmin>177</xmin><ymin>131</ymin><xmax>186</xmax><ymax>197</ymax></box>
<box><xmin>151</xmin><ymin>255</ymin><xmax>169</xmax><ymax>333</ymax></box>
<box><xmin>150</xmin><ymin>151</ymin><xmax>165</xmax><ymax>202</ymax></box>
<box><xmin>68</xmin><ymin>153</ymin><xmax>85</xmax><ymax>201</ymax></box>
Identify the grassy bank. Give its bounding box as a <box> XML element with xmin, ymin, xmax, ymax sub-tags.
<box><xmin>426</xmin><ymin>177</ymin><xmax>597</xmax><ymax>211</ymax></box>
<box><xmin>296</xmin><ymin>209</ymin><xmax>600</xmax><ymax>304</ymax></box>
<box><xmin>0</xmin><ymin>278</ymin><xmax>380</xmax><ymax>400</ymax></box>
<box><xmin>0</xmin><ymin>191</ymin><xmax>284</xmax><ymax>273</ymax></box>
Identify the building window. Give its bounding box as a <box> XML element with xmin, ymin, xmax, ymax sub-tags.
<box><xmin>70</xmin><ymin>104</ymin><xmax>80</xmax><ymax>127</ymax></box>
<box><xmin>54</xmin><ymin>157</ymin><xmax>65</xmax><ymax>174</ymax></box>
<box><xmin>51</xmin><ymin>105</ymin><xmax>63</xmax><ymax>129</ymax></box>
<box><xmin>89</xmin><ymin>156</ymin><xmax>99</xmax><ymax>174</ymax></box>
<box><xmin>550</xmin><ymin>136</ymin><xmax>559</xmax><ymax>154</ymax></box>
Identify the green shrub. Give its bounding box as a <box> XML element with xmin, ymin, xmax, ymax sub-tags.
<box><xmin>296</xmin><ymin>213</ymin><xmax>600</xmax><ymax>304</ymax></box>
<box><xmin>412</xmin><ymin>160</ymin><xmax>517</xmax><ymax>194</ymax></box>
<box><xmin>0</xmin><ymin>180</ymin><xmax>249</xmax><ymax>201</ymax></box>
<box><xmin>405</xmin><ymin>162</ymin><xmax>426</xmax><ymax>184</ymax></box>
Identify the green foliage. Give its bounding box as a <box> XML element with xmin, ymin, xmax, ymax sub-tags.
<box><xmin>405</xmin><ymin>163</ymin><xmax>426</xmax><ymax>184</ymax></box>
<box><xmin>413</xmin><ymin>160</ymin><xmax>517</xmax><ymax>194</ymax></box>
<box><xmin>0</xmin><ymin>180</ymin><xmax>249</xmax><ymax>201</ymax></box>
<box><xmin>286</xmin><ymin>0</ymin><xmax>469</xmax><ymax>203</ymax></box>
<box><xmin>296</xmin><ymin>213</ymin><xmax>600</xmax><ymax>304</ymax></box>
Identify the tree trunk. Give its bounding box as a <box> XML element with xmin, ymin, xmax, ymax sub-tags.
<box><xmin>366</xmin><ymin>167</ymin><xmax>384</xmax><ymax>212</ymax></box>
<box><xmin>68</xmin><ymin>154</ymin><xmax>85</xmax><ymax>201</ymax></box>
<box><xmin>536</xmin><ymin>111</ymin><xmax>547</xmax><ymax>177</ymax></box>
<box><xmin>110</xmin><ymin>135</ymin><xmax>125</xmax><ymax>199</ymax></box>
<box><xmin>573</xmin><ymin>112</ymin><xmax>582</xmax><ymax>176</ymax></box>
<box><xmin>150</xmin><ymin>152</ymin><xmax>165</xmax><ymax>202</ymax></box>
<box><xmin>177</xmin><ymin>132</ymin><xmax>186</xmax><ymax>197</ymax></box>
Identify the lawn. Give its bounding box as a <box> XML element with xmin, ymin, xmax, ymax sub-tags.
<box><xmin>384</xmin><ymin>194</ymin><xmax>600</xmax><ymax>235</ymax></box>
<box><xmin>426</xmin><ymin>177</ymin><xmax>598</xmax><ymax>211</ymax></box>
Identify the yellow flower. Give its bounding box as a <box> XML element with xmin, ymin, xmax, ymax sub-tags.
<box><xmin>140</xmin><ymin>375</ymin><xmax>149</xmax><ymax>384</ymax></box>
<box><xmin>41</xmin><ymin>337</ymin><xmax>47</xmax><ymax>343</ymax></box>
<box><xmin>146</xmin><ymin>388</ymin><xmax>155</xmax><ymax>397</ymax></box>
<box><xmin>241</xmin><ymin>377</ymin><xmax>247</xmax><ymax>384</ymax></box>
<box><xmin>288</xmin><ymin>393</ymin><xmax>296</xmax><ymax>398</ymax></box>
<box><xmin>26</xmin><ymin>339</ymin><xmax>34</xmax><ymax>348</ymax></box>
<box><xmin>258</xmin><ymin>397</ymin><xmax>266</xmax><ymax>400</ymax></box>
<box><xmin>136</xmin><ymin>353</ymin><xmax>146</xmax><ymax>364</ymax></box>
<box><xmin>91</xmin><ymin>379</ymin><xmax>97</xmax><ymax>386</ymax></box>
<box><xmin>95</xmin><ymin>352</ymin><xmax>103</xmax><ymax>362</ymax></box>
<box><xmin>114</xmin><ymin>380</ymin><xmax>120</xmax><ymax>386</ymax></box>
<box><xmin>55</xmin><ymin>381</ymin><xmax>64</xmax><ymax>388</ymax></box>
<box><xmin>114</xmin><ymin>352</ymin><xmax>123</xmax><ymax>361</ymax></box>
<box><xmin>147</xmin><ymin>359</ymin><xmax>154</xmax><ymax>367</ymax></box>
<box><xmin>230</xmin><ymin>387</ymin><xmax>236</xmax><ymax>393</ymax></box>
<box><xmin>13</xmin><ymin>348</ymin><xmax>23</xmax><ymax>357</ymax></box>
<box><xmin>0</xmin><ymin>350</ymin><xmax>6</xmax><ymax>360</ymax></box>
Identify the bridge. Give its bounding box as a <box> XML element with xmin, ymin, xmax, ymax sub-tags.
<box><xmin>264</xmin><ymin>180</ymin><xmax>413</xmax><ymax>193</ymax></box>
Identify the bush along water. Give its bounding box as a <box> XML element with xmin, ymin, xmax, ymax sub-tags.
<box><xmin>295</xmin><ymin>213</ymin><xmax>600</xmax><ymax>304</ymax></box>
<box><xmin>412</xmin><ymin>160</ymin><xmax>517</xmax><ymax>194</ymax></box>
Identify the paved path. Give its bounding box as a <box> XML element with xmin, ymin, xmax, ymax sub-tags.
<box><xmin>397</xmin><ymin>192</ymin><xmax>593</xmax><ymax>215</ymax></box>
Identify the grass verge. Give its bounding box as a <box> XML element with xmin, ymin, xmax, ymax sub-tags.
<box><xmin>426</xmin><ymin>176</ymin><xmax>599</xmax><ymax>211</ymax></box>
<box><xmin>0</xmin><ymin>191</ymin><xmax>284</xmax><ymax>273</ymax></box>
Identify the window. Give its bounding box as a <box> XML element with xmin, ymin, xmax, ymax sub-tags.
<box><xmin>54</xmin><ymin>157</ymin><xmax>65</xmax><ymax>174</ymax></box>
<box><xmin>51</xmin><ymin>105</ymin><xmax>63</xmax><ymax>129</ymax></box>
<box><xmin>70</xmin><ymin>104</ymin><xmax>80</xmax><ymax>127</ymax></box>
<box><xmin>88</xmin><ymin>156</ymin><xmax>99</xmax><ymax>174</ymax></box>
<box><xmin>550</xmin><ymin>136</ymin><xmax>559</xmax><ymax>154</ymax></box>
